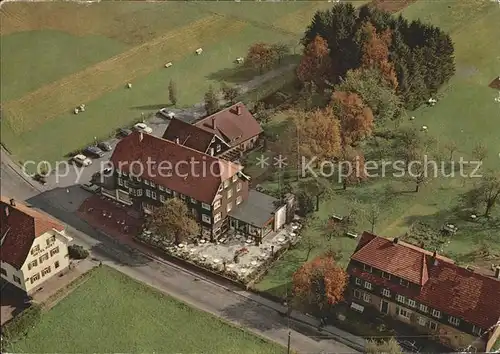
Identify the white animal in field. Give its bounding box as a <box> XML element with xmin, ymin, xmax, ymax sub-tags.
<box><xmin>410</xmin><ymin>116</ymin><xmax>415</xmax><ymax>120</ymax></box>
<box><xmin>74</xmin><ymin>108</ymin><xmax>79</xmax><ymax>115</ymax></box>
<box><xmin>421</xmin><ymin>125</ymin><xmax>428</xmax><ymax>131</ymax></box>
<box><xmin>127</xmin><ymin>83</ymin><xmax>132</xmax><ymax>89</ymax></box>
<box><xmin>195</xmin><ymin>48</ymin><xmax>203</xmax><ymax>55</ymax></box>
<box><xmin>165</xmin><ymin>62</ymin><xmax>172</xmax><ymax>68</ymax></box>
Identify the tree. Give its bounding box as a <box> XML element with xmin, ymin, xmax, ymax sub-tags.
<box><xmin>204</xmin><ymin>85</ymin><xmax>219</xmax><ymax>115</ymax></box>
<box><xmin>472</xmin><ymin>142</ymin><xmax>488</xmax><ymax>162</ymax></box>
<box><xmin>168</xmin><ymin>80</ymin><xmax>177</xmax><ymax>106</ymax></box>
<box><xmin>358</xmin><ymin>21</ymin><xmax>398</xmax><ymax>90</ymax></box>
<box><xmin>221</xmin><ymin>83</ymin><xmax>239</xmax><ymax>104</ymax></box>
<box><xmin>365</xmin><ymin>338</ymin><xmax>403</xmax><ymax>354</ymax></box>
<box><xmin>270</xmin><ymin>42</ymin><xmax>290</xmax><ymax>63</ymax></box>
<box><xmin>292</xmin><ymin>254</ymin><xmax>348</xmax><ymax>313</ymax></box>
<box><xmin>468</xmin><ymin>172</ymin><xmax>500</xmax><ymax>217</ymax></box>
<box><xmin>340</xmin><ymin>146</ymin><xmax>368</xmax><ymax>190</ymax></box>
<box><xmin>336</xmin><ymin>68</ymin><xmax>402</xmax><ymax>124</ymax></box>
<box><xmin>301</xmin><ymin>215</ymin><xmax>319</xmax><ymax>261</ymax></box>
<box><xmin>146</xmin><ymin>198</ymin><xmax>200</xmax><ymax>244</ymax></box>
<box><xmin>296</xmin><ymin>35</ymin><xmax>332</xmax><ymax>90</ymax></box>
<box><xmin>364</xmin><ymin>203</ymin><xmax>380</xmax><ymax>233</ymax></box>
<box><xmin>330</xmin><ymin>91</ymin><xmax>374</xmax><ymax>145</ymax></box>
<box><xmin>296</xmin><ymin>190</ymin><xmax>315</xmax><ymax>217</ymax></box>
<box><xmin>245</xmin><ymin>42</ymin><xmax>276</xmax><ymax>73</ymax></box>
<box><xmin>299</xmin><ymin>177</ymin><xmax>331</xmax><ymax>212</ymax></box>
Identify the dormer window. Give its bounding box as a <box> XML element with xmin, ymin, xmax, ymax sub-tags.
<box><xmin>363</xmin><ymin>264</ymin><xmax>373</xmax><ymax>273</ymax></box>
<box><xmin>431</xmin><ymin>309</ymin><xmax>441</xmax><ymax>318</ymax></box>
<box><xmin>382</xmin><ymin>272</ymin><xmax>391</xmax><ymax>280</ymax></box>
<box><xmin>400</xmin><ymin>279</ymin><xmax>409</xmax><ymax>287</ymax></box>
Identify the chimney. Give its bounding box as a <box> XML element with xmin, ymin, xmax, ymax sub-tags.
<box><xmin>139</xmin><ymin>132</ymin><xmax>144</xmax><ymax>142</ymax></box>
<box><xmin>9</xmin><ymin>198</ymin><xmax>15</xmax><ymax>207</ymax></box>
<box><xmin>495</xmin><ymin>267</ymin><xmax>500</xmax><ymax>279</ymax></box>
<box><xmin>393</xmin><ymin>237</ymin><xmax>399</xmax><ymax>244</ymax></box>
<box><xmin>175</xmin><ymin>137</ymin><xmax>180</xmax><ymax>144</ymax></box>
<box><xmin>212</xmin><ymin>118</ymin><xmax>216</xmax><ymax>130</ymax></box>
<box><xmin>236</xmin><ymin>105</ymin><xmax>241</xmax><ymax>115</ymax></box>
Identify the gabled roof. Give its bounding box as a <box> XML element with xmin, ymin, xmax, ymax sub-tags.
<box><xmin>162</xmin><ymin>118</ymin><xmax>215</xmax><ymax>153</ymax></box>
<box><xmin>110</xmin><ymin>132</ymin><xmax>242</xmax><ymax>204</ymax></box>
<box><xmin>194</xmin><ymin>102</ymin><xmax>263</xmax><ymax>147</ymax></box>
<box><xmin>349</xmin><ymin>232</ymin><xmax>500</xmax><ymax>330</ymax></box>
<box><xmin>0</xmin><ymin>196</ymin><xmax>64</xmax><ymax>269</ymax></box>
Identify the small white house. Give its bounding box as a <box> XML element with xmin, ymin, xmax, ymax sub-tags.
<box><xmin>195</xmin><ymin>48</ymin><xmax>203</xmax><ymax>55</ymax></box>
<box><xmin>165</xmin><ymin>62</ymin><xmax>173</xmax><ymax>68</ymax></box>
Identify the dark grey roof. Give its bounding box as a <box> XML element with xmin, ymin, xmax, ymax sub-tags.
<box><xmin>229</xmin><ymin>190</ymin><xmax>279</xmax><ymax>227</ymax></box>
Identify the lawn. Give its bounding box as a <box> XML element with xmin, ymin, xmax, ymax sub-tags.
<box><xmin>6</xmin><ymin>266</ymin><xmax>283</xmax><ymax>353</ymax></box>
<box><xmin>255</xmin><ymin>0</ymin><xmax>500</xmax><ymax>298</ymax></box>
<box><xmin>0</xmin><ymin>1</ymin><xmax>327</xmax><ymax>167</ymax></box>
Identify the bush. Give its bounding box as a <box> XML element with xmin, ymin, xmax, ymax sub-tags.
<box><xmin>68</xmin><ymin>245</ymin><xmax>89</xmax><ymax>260</ymax></box>
<box><xmin>2</xmin><ymin>304</ymin><xmax>42</xmax><ymax>341</ymax></box>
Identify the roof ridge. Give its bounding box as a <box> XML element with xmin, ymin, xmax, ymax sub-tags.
<box><xmin>195</xmin><ymin>102</ymin><xmax>244</xmax><ymax>124</ymax></box>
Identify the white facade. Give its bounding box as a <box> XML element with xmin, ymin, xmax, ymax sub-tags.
<box><xmin>0</xmin><ymin>229</ymin><xmax>72</xmax><ymax>293</ymax></box>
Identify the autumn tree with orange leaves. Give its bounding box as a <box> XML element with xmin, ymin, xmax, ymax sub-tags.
<box><xmin>359</xmin><ymin>21</ymin><xmax>398</xmax><ymax>90</ymax></box>
<box><xmin>331</xmin><ymin>91</ymin><xmax>374</xmax><ymax>146</ymax></box>
<box><xmin>245</xmin><ymin>42</ymin><xmax>277</xmax><ymax>74</ymax></box>
<box><xmin>292</xmin><ymin>254</ymin><xmax>348</xmax><ymax>312</ymax></box>
<box><xmin>296</xmin><ymin>35</ymin><xmax>332</xmax><ymax>90</ymax></box>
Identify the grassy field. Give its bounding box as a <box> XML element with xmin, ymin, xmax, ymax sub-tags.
<box><xmin>0</xmin><ymin>1</ymin><xmax>337</xmax><ymax>167</ymax></box>
<box><xmin>6</xmin><ymin>266</ymin><xmax>283</xmax><ymax>353</ymax></box>
<box><xmin>255</xmin><ymin>0</ymin><xmax>500</xmax><ymax>297</ymax></box>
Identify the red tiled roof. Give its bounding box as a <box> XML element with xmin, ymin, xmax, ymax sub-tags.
<box><xmin>162</xmin><ymin>118</ymin><xmax>215</xmax><ymax>153</ymax></box>
<box><xmin>194</xmin><ymin>102</ymin><xmax>263</xmax><ymax>147</ymax></box>
<box><xmin>349</xmin><ymin>232</ymin><xmax>500</xmax><ymax>329</ymax></box>
<box><xmin>0</xmin><ymin>196</ymin><xmax>64</xmax><ymax>269</ymax></box>
<box><xmin>110</xmin><ymin>132</ymin><xmax>242</xmax><ymax>204</ymax></box>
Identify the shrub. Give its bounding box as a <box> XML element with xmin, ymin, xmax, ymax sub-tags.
<box><xmin>2</xmin><ymin>303</ymin><xmax>42</xmax><ymax>341</ymax></box>
<box><xmin>68</xmin><ymin>245</ymin><xmax>89</xmax><ymax>260</ymax></box>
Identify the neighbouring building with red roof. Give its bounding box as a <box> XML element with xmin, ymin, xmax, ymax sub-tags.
<box><xmin>346</xmin><ymin>232</ymin><xmax>500</xmax><ymax>352</ymax></box>
<box><xmin>97</xmin><ymin>131</ymin><xmax>289</xmax><ymax>241</ymax></box>
<box><xmin>162</xmin><ymin>102</ymin><xmax>263</xmax><ymax>161</ymax></box>
<box><xmin>1</xmin><ymin>197</ymin><xmax>72</xmax><ymax>294</ymax></box>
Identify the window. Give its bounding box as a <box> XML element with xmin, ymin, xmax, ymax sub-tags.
<box><xmin>159</xmin><ymin>185</ymin><xmax>164</xmax><ymax>191</ymax></box>
<box><xmin>418</xmin><ymin>317</ymin><xmax>427</xmax><ymax>326</ymax></box>
<box><xmin>223</xmin><ymin>180</ymin><xmax>230</xmax><ymax>189</ymax></box>
<box><xmin>173</xmin><ymin>191</ymin><xmax>178</xmax><ymax>197</ymax></box>
<box><xmin>214</xmin><ymin>200</ymin><xmax>221</xmax><ymax>210</ymax></box>
<box><xmin>232</xmin><ymin>174</ymin><xmax>237</xmax><ymax>182</ymax></box>
<box><xmin>160</xmin><ymin>195</ymin><xmax>166</xmax><ymax>203</ymax></box>
<box><xmin>123</xmin><ymin>180</ymin><xmax>129</xmax><ymax>188</ymax></box>
<box><xmin>165</xmin><ymin>187</ymin><xmax>172</xmax><ymax>194</ymax></box>
<box><xmin>144</xmin><ymin>180</ymin><xmax>150</xmax><ymax>186</ymax></box>
<box><xmin>31</xmin><ymin>245</ymin><xmax>40</xmax><ymax>255</ymax></box>
<box><xmin>46</xmin><ymin>236</ymin><xmax>56</xmax><ymax>246</ymax></box>
<box><xmin>363</xmin><ymin>264</ymin><xmax>373</xmax><ymax>273</ymax></box>
<box><xmin>180</xmin><ymin>194</ymin><xmax>186</xmax><ymax>200</ymax></box>
<box><xmin>217</xmin><ymin>144</ymin><xmax>222</xmax><ymax>152</ymax></box>
<box><xmin>449</xmin><ymin>316</ymin><xmax>460</xmax><ymax>326</ymax></box>
<box><xmin>190</xmin><ymin>198</ymin><xmax>197</xmax><ymax>204</ymax></box>
<box><xmin>237</xmin><ymin>182</ymin><xmax>242</xmax><ymax>192</ymax></box>
<box><xmin>472</xmin><ymin>325</ymin><xmax>483</xmax><ymax>336</ymax></box>
<box><xmin>353</xmin><ymin>289</ymin><xmax>361</xmax><ymax>299</ymax></box>
<box><xmin>227</xmin><ymin>189</ymin><xmax>233</xmax><ymax>199</ymax></box>
<box><xmin>1</xmin><ymin>268</ymin><xmax>6</xmax><ymax>276</ymax></box>
<box><xmin>407</xmin><ymin>299</ymin><xmax>416</xmax><ymax>308</ymax></box>
<box><xmin>150</xmin><ymin>181</ymin><xmax>156</xmax><ymax>188</ymax></box>
<box><xmin>151</xmin><ymin>191</ymin><xmax>157</xmax><ymax>200</ymax></box>
<box><xmin>13</xmin><ymin>275</ymin><xmax>21</xmax><ymax>284</ymax></box>
<box><xmin>41</xmin><ymin>266</ymin><xmax>51</xmax><ymax>277</ymax></box>
<box><xmin>382</xmin><ymin>272</ymin><xmax>391</xmax><ymax>280</ymax></box>
<box><xmin>227</xmin><ymin>202</ymin><xmax>233</xmax><ymax>213</ymax></box>
<box><xmin>236</xmin><ymin>196</ymin><xmax>242</xmax><ymax>205</ymax></box>
<box><xmin>214</xmin><ymin>213</ymin><xmax>222</xmax><ymax>223</ymax></box>
<box><xmin>398</xmin><ymin>307</ymin><xmax>411</xmax><ymax>320</ymax></box>
<box><xmin>202</xmin><ymin>214</ymin><xmax>211</xmax><ymax>224</ymax></box>
<box><xmin>145</xmin><ymin>189</ymin><xmax>151</xmax><ymax>197</ymax></box>
<box><xmin>28</xmin><ymin>260</ymin><xmax>38</xmax><ymax>270</ymax></box>
<box><xmin>191</xmin><ymin>208</ymin><xmax>197</xmax><ymax>217</ymax></box>
<box><xmin>382</xmin><ymin>289</ymin><xmax>391</xmax><ymax>297</ymax></box>
<box><xmin>419</xmin><ymin>304</ymin><xmax>428</xmax><ymax>313</ymax></box>
<box><xmin>429</xmin><ymin>321</ymin><xmax>438</xmax><ymax>331</ymax></box>
<box><xmin>118</xmin><ymin>178</ymin><xmax>124</xmax><ymax>186</ymax></box>
<box><xmin>431</xmin><ymin>309</ymin><xmax>441</xmax><ymax>318</ymax></box>
<box><xmin>136</xmin><ymin>189</ymin><xmax>143</xmax><ymax>196</ymax></box>
<box><xmin>39</xmin><ymin>253</ymin><xmax>49</xmax><ymax>263</ymax></box>
<box><xmin>50</xmin><ymin>247</ymin><xmax>60</xmax><ymax>257</ymax></box>
<box><xmin>30</xmin><ymin>273</ymin><xmax>40</xmax><ymax>284</ymax></box>
<box><xmin>364</xmin><ymin>281</ymin><xmax>372</xmax><ymax>290</ymax></box>
<box><xmin>363</xmin><ymin>293</ymin><xmax>371</xmax><ymax>303</ymax></box>
<box><xmin>355</xmin><ymin>278</ymin><xmax>362</xmax><ymax>286</ymax></box>
<box><xmin>400</xmin><ymin>279</ymin><xmax>409</xmax><ymax>287</ymax></box>
<box><xmin>202</xmin><ymin>203</ymin><xmax>211</xmax><ymax>211</ymax></box>
<box><xmin>55</xmin><ymin>261</ymin><xmax>60</xmax><ymax>269</ymax></box>
<box><xmin>396</xmin><ymin>295</ymin><xmax>405</xmax><ymax>303</ymax></box>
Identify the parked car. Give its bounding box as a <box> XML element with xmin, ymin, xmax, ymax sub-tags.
<box><xmin>159</xmin><ymin>108</ymin><xmax>175</xmax><ymax>119</ymax></box>
<box><xmin>83</xmin><ymin>146</ymin><xmax>104</xmax><ymax>158</ymax></box>
<box><xmin>117</xmin><ymin>128</ymin><xmax>132</xmax><ymax>138</ymax></box>
<box><xmin>97</xmin><ymin>141</ymin><xmax>112</xmax><ymax>152</ymax></box>
<box><xmin>133</xmin><ymin>122</ymin><xmax>153</xmax><ymax>134</ymax></box>
<box><xmin>80</xmin><ymin>182</ymin><xmax>100</xmax><ymax>193</ymax></box>
<box><xmin>72</xmin><ymin>154</ymin><xmax>92</xmax><ymax>167</ymax></box>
